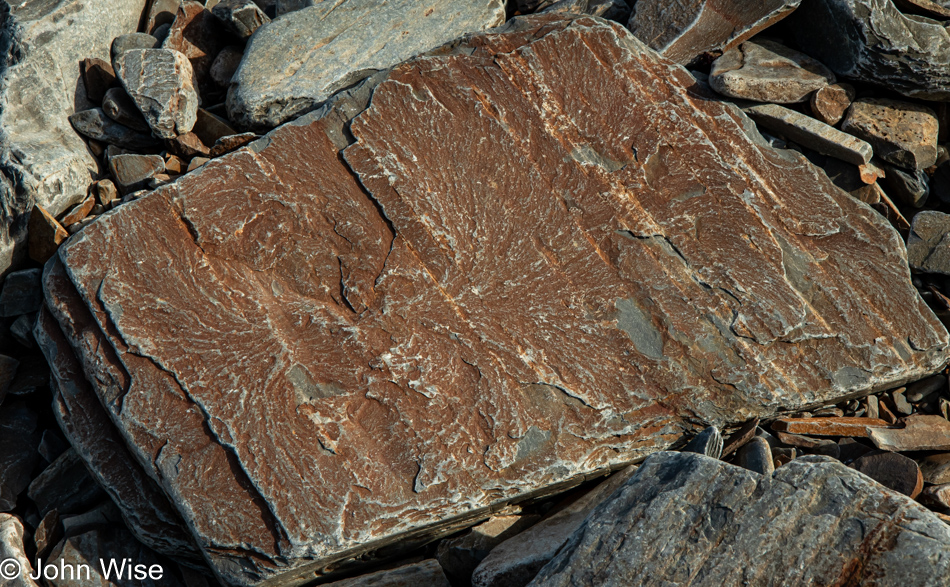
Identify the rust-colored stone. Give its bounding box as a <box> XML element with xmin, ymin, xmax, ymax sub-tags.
<box><xmin>44</xmin><ymin>15</ymin><xmax>950</xmax><ymax>587</ymax></box>
<box><xmin>28</xmin><ymin>205</ymin><xmax>68</xmax><ymax>264</ymax></box>
<box><xmin>60</xmin><ymin>196</ymin><xmax>95</xmax><ymax>227</ymax></box>
<box><xmin>869</xmin><ymin>414</ymin><xmax>950</xmax><ymax>452</ymax></box>
<box><xmin>162</xmin><ymin>1</ymin><xmax>225</xmax><ymax>98</ymax></box>
<box><xmin>810</xmin><ymin>83</ymin><xmax>854</xmax><ymax>126</ymax></box>
<box><xmin>772</xmin><ymin>417</ymin><xmax>891</xmax><ymax>437</ymax></box>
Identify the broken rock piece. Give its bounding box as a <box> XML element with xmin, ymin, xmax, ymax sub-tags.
<box><xmin>527</xmin><ymin>452</ymin><xmax>950</xmax><ymax>586</ymax></box>
<box><xmin>744</xmin><ymin>103</ymin><xmax>873</xmax><ymax>165</ymax></box>
<box><xmin>907</xmin><ymin>211</ymin><xmax>950</xmax><ymax>275</ymax></box>
<box><xmin>709</xmin><ymin>40</ymin><xmax>835</xmax><ymax>103</ymax></box>
<box><xmin>842</xmin><ymin>98</ymin><xmax>939</xmax><ymax>170</ymax></box>
<box><xmin>47</xmin><ymin>14</ymin><xmax>950</xmax><ymax>587</ymax></box>
<box><xmin>227</xmin><ymin>0</ymin><xmax>506</xmax><ymax>129</ymax></box>
<box><xmin>628</xmin><ymin>0</ymin><xmax>802</xmax><ymax>65</ymax></box>
<box><xmin>115</xmin><ymin>49</ymin><xmax>200</xmax><ymax>139</ymax></box>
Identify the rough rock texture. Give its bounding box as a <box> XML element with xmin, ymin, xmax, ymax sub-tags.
<box><xmin>709</xmin><ymin>40</ymin><xmax>835</xmax><ymax>103</ymax></box>
<box><xmin>791</xmin><ymin>0</ymin><xmax>950</xmax><ymax>101</ymax></box>
<box><xmin>851</xmin><ymin>449</ymin><xmax>923</xmax><ymax>497</ymax></box>
<box><xmin>0</xmin><ymin>514</ymin><xmax>39</xmax><ymax>587</ymax></box>
<box><xmin>0</xmin><ymin>268</ymin><xmax>42</xmax><ymax>316</ymax></box>
<box><xmin>744</xmin><ymin>104</ymin><xmax>873</xmax><ymax>165</ymax></box>
<box><xmin>114</xmin><ymin>49</ymin><xmax>200</xmax><ymax>139</ymax></box>
<box><xmin>226</xmin><ymin>0</ymin><xmax>506</xmax><ymax>130</ymax></box>
<box><xmin>528</xmin><ymin>452</ymin><xmax>950</xmax><ymax>586</ymax></box>
<box><xmin>0</xmin><ymin>0</ymin><xmax>148</xmax><ymax>274</ymax></box>
<box><xmin>869</xmin><ymin>414</ymin><xmax>950</xmax><ymax>451</ymax></box>
<box><xmin>68</xmin><ymin>109</ymin><xmax>162</xmax><ymax>152</ymax></box>
<box><xmin>627</xmin><ymin>0</ymin><xmax>802</xmax><ymax>65</ymax></box>
<box><xmin>325</xmin><ymin>560</ymin><xmax>450</xmax><ymax>587</ymax></box>
<box><xmin>27</xmin><ymin>448</ymin><xmax>104</xmax><ymax>516</ymax></box>
<box><xmin>212</xmin><ymin>0</ymin><xmax>270</xmax><ymax>39</ymax></box>
<box><xmin>907</xmin><ymin>210</ymin><xmax>950</xmax><ymax>274</ymax></box>
<box><xmin>436</xmin><ymin>515</ymin><xmax>537</xmax><ymax>585</ymax></box>
<box><xmin>0</xmin><ymin>402</ymin><xmax>40</xmax><ymax>511</ymax></box>
<box><xmin>33</xmin><ymin>302</ymin><xmax>200</xmax><ymax>563</ymax></box>
<box><xmin>841</xmin><ymin>98</ymin><xmax>939</xmax><ymax>170</ymax></box>
<box><xmin>810</xmin><ymin>83</ymin><xmax>854</xmax><ymax>125</ymax></box>
<box><xmin>45</xmin><ymin>15</ymin><xmax>950</xmax><ymax>587</ymax></box>
<box><xmin>162</xmin><ymin>1</ymin><xmax>225</xmax><ymax>98</ymax></box>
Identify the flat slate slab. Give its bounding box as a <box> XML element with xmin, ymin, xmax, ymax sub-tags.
<box><xmin>44</xmin><ymin>14</ymin><xmax>950</xmax><ymax>587</ymax></box>
<box><xmin>528</xmin><ymin>452</ymin><xmax>950</xmax><ymax>586</ymax></box>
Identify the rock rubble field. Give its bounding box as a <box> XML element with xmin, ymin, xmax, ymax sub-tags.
<box><xmin>5</xmin><ymin>0</ymin><xmax>950</xmax><ymax>586</ymax></box>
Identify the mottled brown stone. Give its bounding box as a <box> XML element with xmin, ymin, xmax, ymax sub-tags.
<box><xmin>28</xmin><ymin>205</ymin><xmax>67</xmax><ymax>264</ymax></box>
<box><xmin>45</xmin><ymin>15</ymin><xmax>950</xmax><ymax>587</ymax></box>
<box><xmin>811</xmin><ymin>83</ymin><xmax>855</xmax><ymax>126</ymax></box>
<box><xmin>869</xmin><ymin>414</ymin><xmax>950</xmax><ymax>452</ymax></box>
<box><xmin>772</xmin><ymin>417</ymin><xmax>891</xmax><ymax>437</ymax></box>
<box><xmin>628</xmin><ymin>0</ymin><xmax>802</xmax><ymax>65</ymax></box>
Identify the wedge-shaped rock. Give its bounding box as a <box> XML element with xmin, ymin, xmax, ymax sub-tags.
<box><xmin>791</xmin><ymin>0</ymin><xmax>950</xmax><ymax>101</ymax></box>
<box><xmin>45</xmin><ymin>14</ymin><xmax>950</xmax><ymax>587</ymax></box>
<box><xmin>226</xmin><ymin>0</ymin><xmax>506</xmax><ymax>130</ymax></box>
<box><xmin>529</xmin><ymin>452</ymin><xmax>950</xmax><ymax>586</ymax></box>
<box><xmin>114</xmin><ymin>49</ymin><xmax>199</xmax><ymax>139</ymax></box>
<box><xmin>628</xmin><ymin>0</ymin><xmax>801</xmax><ymax>65</ymax></box>
<box><xmin>0</xmin><ymin>0</ymin><xmax>147</xmax><ymax>274</ymax></box>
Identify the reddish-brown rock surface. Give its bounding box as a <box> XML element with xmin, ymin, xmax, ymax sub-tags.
<box><xmin>41</xmin><ymin>15</ymin><xmax>950</xmax><ymax>587</ymax></box>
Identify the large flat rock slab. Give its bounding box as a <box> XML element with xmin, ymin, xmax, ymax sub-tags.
<box><xmin>0</xmin><ymin>0</ymin><xmax>148</xmax><ymax>274</ymax></box>
<box><xmin>46</xmin><ymin>14</ymin><xmax>949</xmax><ymax>587</ymax></box>
<box><xmin>226</xmin><ymin>0</ymin><xmax>506</xmax><ymax>130</ymax></box>
<box><xmin>529</xmin><ymin>452</ymin><xmax>950</xmax><ymax>586</ymax></box>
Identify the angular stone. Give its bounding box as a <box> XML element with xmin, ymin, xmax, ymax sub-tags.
<box><xmin>209</xmin><ymin>132</ymin><xmax>257</xmax><ymax>156</ymax></box>
<box><xmin>68</xmin><ymin>109</ymin><xmax>163</xmax><ymax>151</ymax></box>
<box><xmin>721</xmin><ymin>418</ymin><xmax>758</xmax><ymax>457</ymax></box>
<box><xmin>227</xmin><ymin>0</ymin><xmax>506</xmax><ymax>130</ymax></box>
<box><xmin>894</xmin><ymin>0</ymin><xmax>950</xmax><ymax>17</ymax></box>
<box><xmin>437</xmin><ymin>515</ymin><xmax>538</xmax><ymax>586</ymax></box>
<box><xmin>59</xmin><ymin>500</ymin><xmax>123</xmax><ymax>538</ymax></box>
<box><xmin>213</xmin><ymin>0</ymin><xmax>270</xmax><ymax>39</ymax></box>
<box><xmin>709</xmin><ymin>40</ymin><xmax>835</xmax><ymax>103</ymax></box>
<box><xmin>27</xmin><ymin>448</ymin><xmax>105</xmax><ymax>516</ymax></box>
<box><xmin>115</xmin><ymin>49</ymin><xmax>200</xmax><ymax>139</ymax></box>
<box><xmin>528</xmin><ymin>452</ymin><xmax>950</xmax><ymax>587</ymax></box>
<box><xmin>60</xmin><ymin>196</ymin><xmax>96</xmax><ymax>227</ymax></box>
<box><xmin>775</xmin><ymin>431</ymin><xmax>839</xmax><ymax>454</ymax></box>
<box><xmin>27</xmin><ymin>205</ymin><xmax>68</xmax><ymax>265</ymax></box>
<box><xmin>892</xmin><ymin>388</ymin><xmax>914</xmax><ymax>415</ymax></box>
<box><xmin>111</xmin><ymin>32</ymin><xmax>162</xmax><ymax>57</ymax></box>
<box><xmin>193</xmin><ymin>109</ymin><xmax>237</xmax><ymax>147</ymax></box>
<box><xmin>167</xmin><ymin>133</ymin><xmax>210</xmax><ymax>159</ymax></box>
<box><xmin>44</xmin><ymin>526</ymin><xmax>187</xmax><ymax>587</ymax></box>
<box><xmin>185</xmin><ymin>156</ymin><xmax>210</xmax><ymax>172</ymax></box>
<box><xmin>94</xmin><ymin>180</ymin><xmax>120</xmax><ymax>208</ymax></box>
<box><xmin>109</xmin><ymin>154</ymin><xmax>166</xmax><ymax>193</ymax></box>
<box><xmin>772</xmin><ymin>416</ymin><xmax>891</xmax><ymax>437</ymax></box>
<box><xmin>810</xmin><ymin>83</ymin><xmax>854</xmax><ymax>126</ymax></box>
<box><xmin>869</xmin><ymin>414</ymin><xmax>950</xmax><ymax>452</ymax></box>
<box><xmin>34</xmin><ymin>301</ymin><xmax>200</xmax><ymax>563</ymax></box>
<box><xmin>851</xmin><ymin>450</ymin><xmax>923</xmax><ymax>498</ymax></box>
<box><xmin>80</xmin><ymin>58</ymin><xmax>118</xmax><ymax>105</ymax></box>
<box><xmin>744</xmin><ymin>104</ymin><xmax>873</xmax><ymax>165</ymax></box>
<box><xmin>163</xmin><ymin>1</ymin><xmax>227</xmax><ymax>99</ymax></box>
<box><xmin>0</xmin><ymin>0</ymin><xmax>148</xmax><ymax>274</ymax></box>
<box><xmin>883</xmin><ymin>165</ymin><xmax>929</xmax><ymax>208</ymax></box>
<box><xmin>682</xmin><ymin>425</ymin><xmax>723</xmax><ymax>459</ymax></box>
<box><xmin>472</xmin><ymin>466</ymin><xmax>638</xmax><ymax>587</ymax></box>
<box><xmin>146</xmin><ymin>0</ymin><xmax>184</xmax><ymax>33</ymax></box>
<box><xmin>37</xmin><ymin>429</ymin><xmax>69</xmax><ymax>464</ymax></box>
<box><xmin>541</xmin><ymin>0</ymin><xmax>632</xmax><ymax>20</ymax></box>
<box><xmin>838</xmin><ymin>437</ymin><xmax>876</xmax><ymax>464</ymax></box>
<box><xmin>210</xmin><ymin>45</ymin><xmax>243</xmax><ymax>87</ymax></box>
<box><xmin>734</xmin><ymin>436</ymin><xmax>773</xmax><ymax>475</ymax></box>
<box><xmin>921</xmin><ymin>483</ymin><xmax>950</xmax><ymax>509</ymax></box>
<box><xmin>907</xmin><ymin>211</ymin><xmax>950</xmax><ymax>275</ymax></box>
<box><xmin>791</xmin><ymin>0</ymin><xmax>950</xmax><ymax>101</ymax></box>
<box><xmin>0</xmin><ymin>514</ymin><xmax>39</xmax><ymax>587</ymax></box>
<box><xmin>44</xmin><ymin>16</ymin><xmax>950</xmax><ymax>586</ymax></box>
<box><xmin>34</xmin><ymin>510</ymin><xmax>63</xmax><ymax>559</ymax></box>
<box><xmin>919</xmin><ymin>453</ymin><xmax>950</xmax><ymax>485</ymax></box>
<box><xmin>102</xmin><ymin>87</ymin><xmax>150</xmax><ymax>133</ymax></box>
<box><xmin>9</xmin><ymin>315</ymin><xmax>35</xmax><ymax>348</ymax></box>
<box><xmin>0</xmin><ymin>269</ymin><xmax>43</xmax><ymax>317</ymax></box>
<box><xmin>841</xmin><ymin>98</ymin><xmax>939</xmax><ymax>170</ymax></box>
<box><xmin>907</xmin><ymin>374</ymin><xmax>946</xmax><ymax>402</ymax></box>
<box><xmin>627</xmin><ymin>0</ymin><xmax>802</xmax><ymax>66</ymax></box>
<box><xmin>325</xmin><ymin>560</ymin><xmax>450</xmax><ymax>587</ymax></box>
<box><xmin>0</xmin><ymin>402</ymin><xmax>40</xmax><ymax>511</ymax></box>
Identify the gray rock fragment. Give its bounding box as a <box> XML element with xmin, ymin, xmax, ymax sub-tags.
<box><xmin>472</xmin><ymin>467</ymin><xmax>638</xmax><ymax>587</ymax></box>
<box><xmin>437</xmin><ymin>515</ymin><xmax>538</xmax><ymax>586</ymax></box>
<box><xmin>0</xmin><ymin>514</ymin><xmax>39</xmax><ymax>587</ymax></box>
<box><xmin>841</xmin><ymin>98</ymin><xmax>939</xmax><ymax>170</ymax></box>
<box><xmin>227</xmin><ymin>0</ymin><xmax>506</xmax><ymax>130</ymax></box>
<box><xmin>68</xmin><ymin>109</ymin><xmax>162</xmax><ymax>151</ymax></box>
<box><xmin>883</xmin><ymin>164</ymin><xmax>929</xmax><ymax>208</ymax></box>
<box><xmin>0</xmin><ymin>269</ymin><xmax>42</xmax><ymax>317</ymax></box>
<box><xmin>114</xmin><ymin>49</ymin><xmax>199</xmax><ymax>139</ymax></box>
<box><xmin>744</xmin><ymin>103</ymin><xmax>873</xmax><ymax>165</ymax></box>
<box><xmin>682</xmin><ymin>426</ymin><xmax>723</xmax><ymax>459</ymax></box>
<box><xmin>210</xmin><ymin>45</ymin><xmax>242</xmax><ymax>87</ymax></box>
<box><xmin>109</xmin><ymin>154</ymin><xmax>165</xmax><ymax>193</ymax></box>
<box><xmin>734</xmin><ymin>435</ymin><xmax>774</xmax><ymax>475</ymax></box>
<box><xmin>324</xmin><ymin>560</ymin><xmax>450</xmax><ymax>587</ymax></box>
<box><xmin>907</xmin><ymin>211</ymin><xmax>950</xmax><ymax>274</ymax></box>
<box><xmin>528</xmin><ymin>452</ymin><xmax>950</xmax><ymax>587</ymax></box>
<box><xmin>111</xmin><ymin>32</ymin><xmax>162</xmax><ymax>58</ymax></box>
<box><xmin>102</xmin><ymin>87</ymin><xmax>150</xmax><ymax>133</ymax></box>
<box><xmin>791</xmin><ymin>0</ymin><xmax>950</xmax><ymax>101</ymax></box>
<box><xmin>213</xmin><ymin>0</ymin><xmax>270</xmax><ymax>39</ymax></box>
<box><xmin>27</xmin><ymin>448</ymin><xmax>105</xmax><ymax>516</ymax></box>
<box><xmin>710</xmin><ymin>40</ymin><xmax>835</xmax><ymax>103</ymax></box>
<box><xmin>0</xmin><ymin>0</ymin><xmax>148</xmax><ymax>274</ymax></box>
<box><xmin>0</xmin><ymin>402</ymin><xmax>40</xmax><ymax>511</ymax></box>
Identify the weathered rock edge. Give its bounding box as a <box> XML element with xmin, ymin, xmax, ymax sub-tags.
<box><xmin>43</xmin><ymin>14</ymin><xmax>950</xmax><ymax>587</ymax></box>
<box><xmin>530</xmin><ymin>451</ymin><xmax>950</xmax><ymax>586</ymax></box>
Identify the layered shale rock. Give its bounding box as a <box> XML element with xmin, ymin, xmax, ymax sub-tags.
<box><xmin>42</xmin><ymin>14</ymin><xmax>950</xmax><ymax>587</ymax></box>
<box><xmin>226</xmin><ymin>0</ymin><xmax>506</xmax><ymax>130</ymax></box>
<box><xmin>792</xmin><ymin>0</ymin><xmax>950</xmax><ymax>101</ymax></box>
<box><xmin>0</xmin><ymin>0</ymin><xmax>148</xmax><ymax>274</ymax></box>
<box><xmin>627</xmin><ymin>0</ymin><xmax>802</xmax><ymax>65</ymax></box>
<box><xmin>528</xmin><ymin>452</ymin><xmax>950</xmax><ymax>586</ymax></box>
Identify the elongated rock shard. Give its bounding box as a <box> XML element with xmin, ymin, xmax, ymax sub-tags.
<box><xmin>43</xmin><ymin>14</ymin><xmax>949</xmax><ymax>587</ymax></box>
